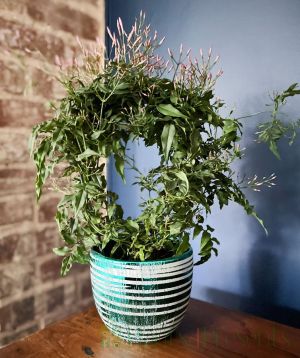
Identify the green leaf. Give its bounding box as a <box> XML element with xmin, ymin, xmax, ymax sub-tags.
<box><xmin>157</xmin><ymin>104</ymin><xmax>187</xmax><ymax>118</ymax></box>
<box><xmin>193</xmin><ymin>225</ymin><xmax>203</xmax><ymax>238</ymax></box>
<box><xmin>191</xmin><ymin>129</ymin><xmax>200</xmax><ymax>154</ymax></box>
<box><xmin>175</xmin><ymin>171</ymin><xmax>189</xmax><ymax>193</ymax></box>
<box><xmin>252</xmin><ymin>212</ymin><xmax>268</xmax><ymax>235</ymax></box>
<box><xmin>269</xmin><ymin>141</ymin><xmax>281</xmax><ymax>160</ymax></box>
<box><xmin>75</xmin><ymin>189</ymin><xmax>87</xmax><ymax>217</ymax></box>
<box><xmin>107</xmin><ymin>204</ymin><xmax>116</xmax><ymax>219</ymax></box>
<box><xmin>176</xmin><ymin>234</ymin><xmax>190</xmax><ymax>256</ymax></box>
<box><xmin>77</xmin><ymin>148</ymin><xmax>100</xmax><ymax>161</ymax></box>
<box><xmin>73</xmin><ymin>246</ymin><xmax>89</xmax><ymax>264</ymax></box>
<box><xmin>126</xmin><ymin>220</ymin><xmax>139</xmax><ymax>231</ymax></box>
<box><xmin>161</xmin><ymin>123</ymin><xmax>176</xmax><ymax>161</ymax></box>
<box><xmin>111</xmin><ymin>242</ymin><xmax>120</xmax><ymax>255</ymax></box>
<box><xmin>169</xmin><ymin>222</ymin><xmax>182</xmax><ymax>235</ymax></box>
<box><xmin>138</xmin><ymin>248</ymin><xmax>145</xmax><ymax>261</ymax></box>
<box><xmin>114</xmin><ymin>82</ymin><xmax>130</xmax><ymax>93</ymax></box>
<box><xmin>206</xmin><ymin>225</ymin><xmax>215</xmax><ymax>232</ymax></box>
<box><xmin>115</xmin><ymin>155</ymin><xmax>125</xmax><ymax>182</ymax></box>
<box><xmin>53</xmin><ymin>247</ymin><xmax>71</xmax><ymax>256</ymax></box>
<box><xmin>91</xmin><ymin>130</ymin><xmax>105</xmax><ymax>140</ymax></box>
<box><xmin>61</xmin><ymin>256</ymin><xmax>73</xmax><ymax>276</ymax></box>
<box><xmin>200</xmin><ymin>231</ymin><xmax>212</xmax><ymax>251</ymax></box>
<box><xmin>170</xmin><ymin>93</ymin><xmax>178</xmax><ymax>105</ymax></box>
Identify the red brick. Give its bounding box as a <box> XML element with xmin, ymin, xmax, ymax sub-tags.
<box><xmin>11</xmin><ymin>296</ymin><xmax>35</xmax><ymax>328</ymax></box>
<box><xmin>62</xmin><ymin>0</ymin><xmax>100</xmax><ymax>8</ymax></box>
<box><xmin>38</xmin><ymin>196</ymin><xmax>59</xmax><ymax>223</ymax></box>
<box><xmin>0</xmin><ymin>262</ymin><xmax>36</xmax><ymax>299</ymax></box>
<box><xmin>0</xmin><ymin>99</ymin><xmax>49</xmax><ymax>128</ymax></box>
<box><xmin>80</xmin><ymin>277</ymin><xmax>92</xmax><ymax>299</ymax></box>
<box><xmin>0</xmin><ymin>0</ymin><xmax>103</xmax><ymax>347</ymax></box>
<box><xmin>0</xmin><ymin>304</ymin><xmax>12</xmax><ymax>333</ymax></box>
<box><xmin>87</xmin><ymin>0</ymin><xmax>101</xmax><ymax>6</ymax></box>
<box><xmin>40</xmin><ymin>256</ymin><xmax>61</xmax><ymax>281</ymax></box>
<box><xmin>0</xmin><ymin>196</ymin><xmax>34</xmax><ymax>225</ymax></box>
<box><xmin>0</xmin><ymin>0</ymin><xmax>26</xmax><ymax>13</ymax></box>
<box><xmin>0</xmin><ymin>234</ymin><xmax>19</xmax><ymax>264</ymax></box>
<box><xmin>0</xmin><ymin>168</ymin><xmax>35</xmax><ymax>195</ymax></box>
<box><xmin>0</xmin><ymin>132</ymin><xmax>31</xmax><ymax>164</ymax></box>
<box><xmin>36</xmin><ymin>226</ymin><xmax>59</xmax><ymax>255</ymax></box>
<box><xmin>0</xmin><ymin>59</ymin><xmax>27</xmax><ymax>95</ymax></box>
<box><xmin>0</xmin><ymin>230</ymin><xmax>36</xmax><ymax>264</ymax></box>
<box><xmin>26</xmin><ymin>0</ymin><xmax>99</xmax><ymax>41</ymax></box>
<box><xmin>0</xmin><ymin>17</ymin><xmax>65</xmax><ymax>61</ymax></box>
<box><xmin>46</xmin><ymin>286</ymin><xmax>64</xmax><ymax>313</ymax></box>
<box><xmin>0</xmin><ymin>168</ymin><xmax>35</xmax><ymax>180</ymax></box>
<box><xmin>31</xmin><ymin>67</ymin><xmax>54</xmax><ymax>98</ymax></box>
<box><xmin>70</xmin><ymin>263</ymin><xmax>89</xmax><ymax>275</ymax></box>
<box><xmin>0</xmin><ymin>0</ymin><xmax>100</xmax><ymax>33</ymax></box>
<box><xmin>0</xmin><ymin>59</ymin><xmax>54</xmax><ymax>98</ymax></box>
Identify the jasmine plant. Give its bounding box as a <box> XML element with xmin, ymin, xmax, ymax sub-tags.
<box><xmin>30</xmin><ymin>13</ymin><xmax>273</xmax><ymax>275</ymax></box>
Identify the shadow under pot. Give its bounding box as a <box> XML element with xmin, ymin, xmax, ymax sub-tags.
<box><xmin>90</xmin><ymin>247</ymin><xmax>194</xmax><ymax>343</ymax></box>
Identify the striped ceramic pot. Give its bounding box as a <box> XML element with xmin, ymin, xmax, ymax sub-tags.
<box><xmin>90</xmin><ymin>248</ymin><xmax>193</xmax><ymax>343</ymax></box>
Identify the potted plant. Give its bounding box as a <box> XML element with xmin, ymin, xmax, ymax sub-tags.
<box><xmin>30</xmin><ymin>13</ymin><xmax>273</xmax><ymax>343</ymax></box>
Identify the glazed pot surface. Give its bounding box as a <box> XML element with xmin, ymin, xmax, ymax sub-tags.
<box><xmin>90</xmin><ymin>248</ymin><xmax>193</xmax><ymax>343</ymax></box>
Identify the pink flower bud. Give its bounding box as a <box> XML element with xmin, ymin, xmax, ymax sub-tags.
<box><xmin>54</xmin><ymin>55</ymin><xmax>61</xmax><ymax>66</ymax></box>
<box><xmin>107</xmin><ymin>27</ymin><xmax>114</xmax><ymax>41</ymax></box>
<box><xmin>158</xmin><ymin>36</ymin><xmax>165</xmax><ymax>45</ymax></box>
<box><xmin>180</xmin><ymin>43</ymin><xmax>183</xmax><ymax>55</ymax></box>
<box><xmin>118</xmin><ymin>17</ymin><xmax>124</xmax><ymax>34</ymax></box>
<box><xmin>127</xmin><ymin>28</ymin><xmax>134</xmax><ymax>42</ymax></box>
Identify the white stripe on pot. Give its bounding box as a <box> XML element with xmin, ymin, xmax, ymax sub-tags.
<box><xmin>93</xmin><ymin>290</ymin><xmax>190</xmax><ymax>309</ymax></box>
<box><xmin>103</xmin><ymin>320</ymin><xmax>177</xmax><ymax>335</ymax></box>
<box><xmin>100</xmin><ymin>313</ymin><xmax>185</xmax><ymax>331</ymax></box>
<box><xmin>111</xmin><ymin>335</ymin><xmax>171</xmax><ymax>343</ymax></box>
<box><xmin>91</xmin><ymin>277</ymin><xmax>192</xmax><ymax>294</ymax></box>
<box><xmin>91</xmin><ymin>282</ymin><xmax>192</xmax><ymax>301</ymax></box>
<box><xmin>90</xmin><ymin>259</ymin><xmax>193</xmax><ymax>278</ymax></box>
<box><xmin>95</xmin><ymin>300</ymin><xmax>189</xmax><ymax>316</ymax></box>
<box><xmin>90</xmin><ymin>268</ymin><xmax>193</xmax><ymax>285</ymax></box>
<box><xmin>99</xmin><ymin>309</ymin><xmax>187</xmax><ymax>329</ymax></box>
<box><xmin>90</xmin><ymin>252</ymin><xmax>193</xmax><ymax>270</ymax></box>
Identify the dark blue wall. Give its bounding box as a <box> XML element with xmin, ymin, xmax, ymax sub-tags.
<box><xmin>107</xmin><ymin>0</ymin><xmax>300</xmax><ymax>327</ymax></box>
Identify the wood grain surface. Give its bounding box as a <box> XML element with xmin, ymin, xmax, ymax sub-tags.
<box><xmin>1</xmin><ymin>298</ymin><xmax>299</xmax><ymax>357</ymax></box>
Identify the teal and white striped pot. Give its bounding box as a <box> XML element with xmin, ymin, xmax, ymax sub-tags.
<box><xmin>90</xmin><ymin>247</ymin><xmax>193</xmax><ymax>343</ymax></box>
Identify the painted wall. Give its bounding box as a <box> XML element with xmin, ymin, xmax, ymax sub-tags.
<box><xmin>106</xmin><ymin>0</ymin><xmax>300</xmax><ymax>327</ymax></box>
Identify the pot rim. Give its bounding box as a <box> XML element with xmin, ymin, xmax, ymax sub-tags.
<box><xmin>90</xmin><ymin>246</ymin><xmax>193</xmax><ymax>265</ymax></box>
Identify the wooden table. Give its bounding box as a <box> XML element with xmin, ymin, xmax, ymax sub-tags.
<box><xmin>1</xmin><ymin>299</ymin><xmax>299</xmax><ymax>357</ymax></box>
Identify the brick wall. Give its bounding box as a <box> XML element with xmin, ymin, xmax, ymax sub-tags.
<box><xmin>0</xmin><ymin>0</ymin><xmax>105</xmax><ymax>346</ymax></box>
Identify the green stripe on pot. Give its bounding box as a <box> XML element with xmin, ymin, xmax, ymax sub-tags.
<box><xmin>90</xmin><ymin>247</ymin><xmax>193</xmax><ymax>343</ymax></box>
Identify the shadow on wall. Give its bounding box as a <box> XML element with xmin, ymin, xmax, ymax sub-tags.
<box><xmin>204</xmin><ymin>287</ymin><xmax>300</xmax><ymax>328</ymax></box>
<box><xmin>204</xmin><ymin>106</ymin><xmax>300</xmax><ymax>328</ymax></box>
